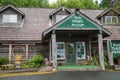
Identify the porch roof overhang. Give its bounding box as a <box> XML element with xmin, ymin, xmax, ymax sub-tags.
<box><xmin>43</xmin><ymin>10</ymin><xmax>112</xmax><ymax>39</ymax></box>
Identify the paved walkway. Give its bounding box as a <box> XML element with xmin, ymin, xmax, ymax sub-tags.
<box><xmin>0</xmin><ymin>71</ymin><xmax>120</xmax><ymax>80</ymax></box>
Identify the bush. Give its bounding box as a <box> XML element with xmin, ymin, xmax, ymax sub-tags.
<box><xmin>104</xmin><ymin>53</ymin><xmax>109</xmax><ymax>66</ymax></box>
<box><xmin>21</xmin><ymin>55</ymin><xmax>44</xmax><ymax>69</ymax></box>
<box><xmin>21</xmin><ymin>62</ymin><xmax>29</xmax><ymax>69</ymax></box>
<box><xmin>92</xmin><ymin>55</ymin><xmax>99</xmax><ymax>65</ymax></box>
<box><xmin>0</xmin><ymin>57</ymin><xmax>9</xmax><ymax>66</ymax></box>
<box><xmin>28</xmin><ymin>55</ymin><xmax>44</xmax><ymax>65</ymax></box>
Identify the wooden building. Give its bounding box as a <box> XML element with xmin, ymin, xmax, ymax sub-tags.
<box><xmin>0</xmin><ymin>5</ymin><xmax>120</xmax><ymax>70</ymax></box>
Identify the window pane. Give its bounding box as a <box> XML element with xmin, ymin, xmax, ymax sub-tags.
<box><xmin>3</xmin><ymin>14</ymin><xmax>17</xmax><ymax>23</ymax></box>
<box><xmin>76</xmin><ymin>42</ymin><xmax>85</xmax><ymax>59</ymax></box>
<box><xmin>3</xmin><ymin>15</ymin><xmax>9</xmax><ymax>22</ymax></box>
<box><xmin>56</xmin><ymin>42</ymin><xmax>65</xmax><ymax>59</ymax></box>
<box><xmin>105</xmin><ymin>16</ymin><xmax>118</xmax><ymax>24</ymax></box>
<box><xmin>9</xmin><ymin>15</ymin><xmax>17</xmax><ymax>23</ymax></box>
<box><xmin>56</xmin><ymin>15</ymin><xmax>67</xmax><ymax>22</ymax></box>
<box><xmin>112</xmin><ymin>16</ymin><xmax>117</xmax><ymax>24</ymax></box>
<box><xmin>67</xmin><ymin>43</ymin><xmax>74</xmax><ymax>55</ymax></box>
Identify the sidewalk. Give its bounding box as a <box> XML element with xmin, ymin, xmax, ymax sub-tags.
<box><xmin>0</xmin><ymin>66</ymin><xmax>55</xmax><ymax>77</ymax></box>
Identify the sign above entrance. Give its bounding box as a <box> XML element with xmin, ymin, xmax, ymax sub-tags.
<box><xmin>57</xmin><ymin>13</ymin><xmax>98</xmax><ymax>29</ymax></box>
<box><xmin>108</xmin><ymin>40</ymin><xmax>120</xmax><ymax>57</ymax></box>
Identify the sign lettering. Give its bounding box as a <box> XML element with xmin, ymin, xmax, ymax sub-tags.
<box><xmin>71</xmin><ymin>16</ymin><xmax>84</xmax><ymax>28</ymax></box>
<box><xmin>109</xmin><ymin>41</ymin><xmax>120</xmax><ymax>57</ymax></box>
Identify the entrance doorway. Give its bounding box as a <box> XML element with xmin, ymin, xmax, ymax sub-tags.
<box><xmin>66</xmin><ymin>43</ymin><xmax>76</xmax><ymax>65</ymax></box>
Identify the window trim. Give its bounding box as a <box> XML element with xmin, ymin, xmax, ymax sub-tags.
<box><xmin>2</xmin><ymin>14</ymin><xmax>18</xmax><ymax>23</ymax></box>
<box><xmin>105</xmin><ymin>16</ymin><xmax>118</xmax><ymax>24</ymax></box>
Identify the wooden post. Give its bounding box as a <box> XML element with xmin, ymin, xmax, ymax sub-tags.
<box><xmin>26</xmin><ymin>44</ymin><xmax>29</xmax><ymax>60</ymax></box>
<box><xmin>89</xmin><ymin>37</ymin><xmax>92</xmax><ymax>60</ymax></box>
<box><xmin>107</xmin><ymin>40</ymin><xmax>113</xmax><ymax>66</ymax></box>
<box><xmin>9</xmin><ymin>44</ymin><xmax>12</xmax><ymax>63</ymax></box>
<box><xmin>49</xmin><ymin>39</ymin><xmax>52</xmax><ymax>61</ymax></box>
<box><xmin>51</xmin><ymin>32</ymin><xmax>57</xmax><ymax>68</ymax></box>
<box><xmin>98</xmin><ymin>32</ymin><xmax>105</xmax><ymax>70</ymax></box>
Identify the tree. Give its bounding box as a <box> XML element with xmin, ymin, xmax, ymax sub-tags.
<box><xmin>50</xmin><ymin>0</ymin><xmax>99</xmax><ymax>9</ymax></box>
<box><xmin>0</xmin><ymin>0</ymin><xmax>49</xmax><ymax>8</ymax></box>
<box><xmin>50</xmin><ymin>0</ymin><xmax>66</xmax><ymax>8</ymax></box>
<box><xmin>115</xmin><ymin>2</ymin><xmax>120</xmax><ymax>12</ymax></box>
<box><xmin>99</xmin><ymin>0</ymin><xmax>110</xmax><ymax>9</ymax></box>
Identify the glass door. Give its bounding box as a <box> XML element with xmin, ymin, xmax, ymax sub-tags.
<box><xmin>66</xmin><ymin>43</ymin><xmax>76</xmax><ymax>65</ymax></box>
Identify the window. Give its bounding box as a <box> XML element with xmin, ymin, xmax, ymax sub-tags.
<box><xmin>56</xmin><ymin>42</ymin><xmax>65</xmax><ymax>59</ymax></box>
<box><xmin>76</xmin><ymin>42</ymin><xmax>86</xmax><ymax>59</ymax></box>
<box><xmin>56</xmin><ymin>15</ymin><xmax>67</xmax><ymax>22</ymax></box>
<box><xmin>3</xmin><ymin>14</ymin><xmax>17</xmax><ymax>23</ymax></box>
<box><xmin>105</xmin><ymin>16</ymin><xmax>118</xmax><ymax>24</ymax></box>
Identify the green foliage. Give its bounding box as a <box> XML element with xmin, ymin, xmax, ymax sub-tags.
<box><xmin>50</xmin><ymin>0</ymin><xmax>99</xmax><ymax>9</ymax></box>
<box><xmin>0</xmin><ymin>0</ymin><xmax>49</xmax><ymax>8</ymax></box>
<box><xmin>21</xmin><ymin>55</ymin><xmax>44</xmax><ymax>69</ymax></box>
<box><xmin>92</xmin><ymin>55</ymin><xmax>99</xmax><ymax>65</ymax></box>
<box><xmin>115</xmin><ymin>3</ymin><xmax>120</xmax><ymax>12</ymax></box>
<box><xmin>99</xmin><ymin>0</ymin><xmax>110</xmax><ymax>9</ymax></box>
<box><xmin>21</xmin><ymin>62</ymin><xmax>30</xmax><ymax>69</ymax></box>
<box><xmin>28</xmin><ymin>55</ymin><xmax>44</xmax><ymax>65</ymax></box>
<box><xmin>0</xmin><ymin>57</ymin><xmax>9</xmax><ymax>66</ymax></box>
<box><xmin>104</xmin><ymin>53</ymin><xmax>109</xmax><ymax>66</ymax></box>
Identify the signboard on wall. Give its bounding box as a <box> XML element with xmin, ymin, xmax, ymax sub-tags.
<box><xmin>57</xmin><ymin>12</ymin><xmax>98</xmax><ymax>29</ymax></box>
<box><xmin>56</xmin><ymin>42</ymin><xmax>65</xmax><ymax>59</ymax></box>
<box><xmin>108</xmin><ymin>40</ymin><xmax>120</xmax><ymax>57</ymax></box>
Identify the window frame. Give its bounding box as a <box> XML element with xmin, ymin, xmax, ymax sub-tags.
<box><xmin>105</xmin><ymin>16</ymin><xmax>118</xmax><ymax>24</ymax></box>
<box><xmin>2</xmin><ymin>14</ymin><xmax>18</xmax><ymax>23</ymax></box>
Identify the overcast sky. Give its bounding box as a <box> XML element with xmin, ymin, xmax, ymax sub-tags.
<box><xmin>49</xmin><ymin>0</ymin><xmax>101</xmax><ymax>4</ymax></box>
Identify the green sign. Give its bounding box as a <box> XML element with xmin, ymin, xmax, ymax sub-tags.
<box><xmin>109</xmin><ymin>41</ymin><xmax>120</xmax><ymax>57</ymax></box>
<box><xmin>57</xmin><ymin>13</ymin><xmax>98</xmax><ymax>29</ymax></box>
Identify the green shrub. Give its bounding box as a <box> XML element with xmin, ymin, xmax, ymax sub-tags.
<box><xmin>28</xmin><ymin>55</ymin><xmax>44</xmax><ymax>65</ymax></box>
<box><xmin>21</xmin><ymin>55</ymin><xmax>44</xmax><ymax>69</ymax></box>
<box><xmin>21</xmin><ymin>63</ymin><xmax>29</xmax><ymax>69</ymax></box>
<box><xmin>92</xmin><ymin>55</ymin><xmax>99</xmax><ymax>65</ymax></box>
<box><xmin>104</xmin><ymin>53</ymin><xmax>109</xmax><ymax>66</ymax></box>
<box><xmin>0</xmin><ymin>57</ymin><xmax>9</xmax><ymax>66</ymax></box>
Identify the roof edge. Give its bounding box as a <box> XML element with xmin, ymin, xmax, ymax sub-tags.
<box><xmin>49</xmin><ymin>6</ymin><xmax>72</xmax><ymax>18</ymax></box>
<box><xmin>0</xmin><ymin>4</ymin><xmax>25</xmax><ymax>17</ymax></box>
<box><xmin>96</xmin><ymin>8</ymin><xmax>120</xmax><ymax>19</ymax></box>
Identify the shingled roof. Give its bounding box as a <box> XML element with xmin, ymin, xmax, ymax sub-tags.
<box><xmin>0</xmin><ymin>6</ymin><xmax>119</xmax><ymax>41</ymax></box>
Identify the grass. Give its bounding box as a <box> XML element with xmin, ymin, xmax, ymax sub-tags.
<box><xmin>57</xmin><ymin>65</ymin><xmax>100</xmax><ymax>69</ymax></box>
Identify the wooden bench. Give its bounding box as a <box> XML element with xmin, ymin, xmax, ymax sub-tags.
<box><xmin>1</xmin><ymin>64</ymin><xmax>14</xmax><ymax>70</ymax></box>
